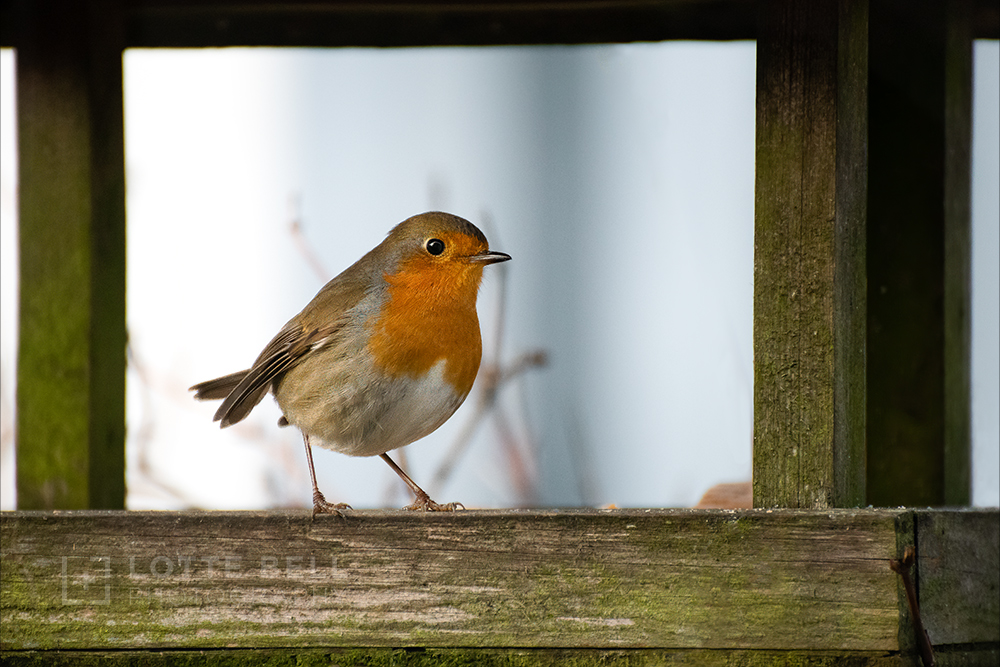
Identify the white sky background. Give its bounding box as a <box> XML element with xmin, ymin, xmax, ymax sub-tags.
<box><xmin>1</xmin><ymin>42</ymin><xmax>998</xmax><ymax>509</ymax></box>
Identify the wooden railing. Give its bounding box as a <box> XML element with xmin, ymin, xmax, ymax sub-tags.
<box><xmin>2</xmin><ymin>508</ymin><xmax>997</xmax><ymax>663</ymax></box>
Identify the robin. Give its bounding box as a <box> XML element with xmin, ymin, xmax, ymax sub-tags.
<box><xmin>190</xmin><ymin>211</ymin><xmax>511</xmax><ymax>515</ymax></box>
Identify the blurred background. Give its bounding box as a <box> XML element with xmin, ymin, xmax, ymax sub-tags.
<box><xmin>1</xmin><ymin>42</ymin><xmax>998</xmax><ymax>510</ymax></box>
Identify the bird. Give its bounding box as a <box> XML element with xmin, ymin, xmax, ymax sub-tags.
<box><xmin>190</xmin><ymin>211</ymin><xmax>511</xmax><ymax>515</ymax></box>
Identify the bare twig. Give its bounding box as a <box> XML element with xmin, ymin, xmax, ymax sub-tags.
<box><xmin>128</xmin><ymin>341</ymin><xmax>205</xmax><ymax>508</ymax></box>
<box><xmin>429</xmin><ymin>350</ymin><xmax>547</xmax><ymax>497</ymax></box>
<box><xmin>287</xmin><ymin>194</ymin><xmax>331</xmax><ymax>283</ymax></box>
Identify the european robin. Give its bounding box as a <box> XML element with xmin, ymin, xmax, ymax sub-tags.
<box><xmin>190</xmin><ymin>212</ymin><xmax>511</xmax><ymax>515</ymax></box>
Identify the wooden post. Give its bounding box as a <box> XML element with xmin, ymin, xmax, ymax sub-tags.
<box><xmin>753</xmin><ymin>0</ymin><xmax>868</xmax><ymax>508</ymax></box>
<box><xmin>865</xmin><ymin>0</ymin><xmax>972</xmax><ymax>506</ymax></box>
<box><xmin>14</xmin><ymin>0</ymin><xmax>127</xmax><ymax>509</ymax></box>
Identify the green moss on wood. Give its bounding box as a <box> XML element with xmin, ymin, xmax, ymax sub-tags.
<box><xmin>1</xmin><ymin>510</ymin><xmax>921</xmax><ymax>652</ymax></box>
<box><xmin>0</xmin><ymin>648</ymin><xmax>919</xmax><ymax>666</ymax></box>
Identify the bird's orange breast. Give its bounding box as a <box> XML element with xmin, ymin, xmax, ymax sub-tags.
<box><xmin>366</xmin><ymin>255</ymin><xmax>485</xmax><ymax>398</ymax></box>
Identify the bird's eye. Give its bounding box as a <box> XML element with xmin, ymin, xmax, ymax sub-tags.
<box><xmin>426</xmin><ymin>238</ymin><xmax>446</xmax><ymax>256</ymax></box>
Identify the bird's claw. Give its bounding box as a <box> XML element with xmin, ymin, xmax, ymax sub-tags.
<box><xmin>312</xmin><ymin>490</ymin><xmax>352</xmax><ymax>517</ymax></box>
<box><xmin>402</xmin><ymin>492</ymin><xmax>464</xmax><ymax>512</ymax></box>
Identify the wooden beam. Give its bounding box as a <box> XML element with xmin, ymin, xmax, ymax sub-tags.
<box><xmin>2</xmin><ymin>0</ymin><xmax>997</xmax><ymax>48</ymax></box>
<box><xmin>2</xmin><ymin>509</ymin><xmax>996</xmax><ymax>664</ymax></box>
<box><xmin>865</xmin><ymin>0</ymin><xmax>973</xmax><ymax>507</ymax></box>
<box><xmin>0</xmin><ymin>648</ymin><xmax>934</xmax><ymax>666</ymax></box>
<box><xmin>914</xmin><ymin>510</ymin><xmax>1000</xmax><ymax>648</ymax></box>
<box><xmin>13</xmin><ymin>1</ymin><xmax>127</xmax><ymax>509</ymax></box>
<box><xmin>753</xmin><ymin>0</ymin><xmax>868</xmax><ymax>508</ymax></box>
<box><xmin>6</xmin><ymin>0</ymin><xmax>995</xmax><ymax>48</ymax></box>
<box><xmin>0</xmin><ymin>509</ymin><xmax>908</xmax><ymax>651</ymax></box>
<box><xmin>123</xmin><ymin>0</ymin><xmax>758</xmax><ymax>46</ymax></box>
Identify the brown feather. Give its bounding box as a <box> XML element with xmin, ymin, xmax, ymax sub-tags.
<box><xmin>190</xmin><ymin>371</ymin><xmax>249</xmax><ymax>401</ymax></box>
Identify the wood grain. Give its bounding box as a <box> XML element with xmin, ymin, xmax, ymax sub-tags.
<box><xmin>915</xmin><ymin>509</ymin><xmax>1000</xmax><ymax>645</ymax></box>
<box><xmin>753</xmin><ymin>0</ymin><xmax>867</xmax><ymax>508</ymax></box>
<box><xmin>865</xmin><ymin>0</ymin><xmax>973</xmax><ymax>508</ymax></box>
<box><xmin>2</xmin><ymin>509</ymin><xmax>907</xmax><ymax>651</ymax></box>
<box><xmin>0</xmin><ymin>647</ymin><xmax>918</xmax><ymax>666</ymax></box>
<box><xmin>13</xmin><ymin>1</ymin><xmax>127</xmax><ymax>510</ymax></box>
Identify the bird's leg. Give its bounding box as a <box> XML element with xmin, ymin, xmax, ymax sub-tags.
<box><xmin>379</xmin><ymin>453</ymin><xmax>464</xmax><ymax>511</ymax></box>
<box><xmin>302</xmin><ymin>433</ymin><xmax>351</xmax><ymax>517</ymax></box>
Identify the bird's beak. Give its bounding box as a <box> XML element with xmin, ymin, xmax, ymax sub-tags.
<box><xmin>469</xmin><ymin>250</ymin><xmax>512</xmax><ymax>265</ymax></box>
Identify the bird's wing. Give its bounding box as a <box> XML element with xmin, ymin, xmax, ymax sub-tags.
<box><xmin>191</xmin><ymin>245</ymin><xmax>382</xmax><ymax>428</ymax></box>
<box><xmin>210</xmin><ymin>320</ymin><xmax>342</xmax><ymax>428</ymax></box>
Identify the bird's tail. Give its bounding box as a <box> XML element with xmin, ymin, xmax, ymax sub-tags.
<box><xmin>190</xmin><ymin>370</ymin><xmax>249</xmax><ymax>401</ymax></box>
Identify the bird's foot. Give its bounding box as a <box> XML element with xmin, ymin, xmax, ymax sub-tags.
<box><xmin>402</xmin><ymin>491</ymin><xmax>465</xmax><ymax>512</ymax></box>
<box><xmin>312</xmin><ymin>490</ymin><xmax>352</xmax><ymax>518</ymax></box>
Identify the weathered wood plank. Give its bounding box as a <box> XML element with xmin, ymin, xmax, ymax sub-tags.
<box><xmin>0</xmin><ymin>647</ymin><xmax>921</xmax><ymax>667</ymax></box>
<box><xmin>1</xmin><ymin>510</ymin><xmax>907</xmax><ymax>652</ymax></box>
<box><xmin>124</xmin><ymin>0</ymin><xmax>758</xmax><ymax>46</ymax></box>
<box><xmin>753</xmin><ymin>0</ymin><xmax>868</xmax><ymax>508</ymax></box>
<box><xmin>5</xmin><ymin>0</ymin><xmax>995</xmax><ymax>48</ymax></box>
<box><xmin>865</xmin><ymin>0</ymin><xmax>974</xmax><ymax>507</ymax></box>
<box><xmin>0</xmin><ymin>647</ymin><xmax>923</xmax><ymax>667</ymax></box>
<box><xmin>12</xmin><ymin>1</ymin><xmax>127</xmax><ymax>509</ymax></box>
<box><xmin>941</xmin><ymin>0</ymin><xmax>975</xmax><ymax>510</ymax></box>
<box><xmin>915</xmin><ymin>510</ymin><xmax>1000</xmax><ymax>647</ymax></box>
